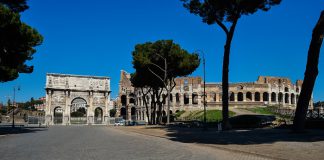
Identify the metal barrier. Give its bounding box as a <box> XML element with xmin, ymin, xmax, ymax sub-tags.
<box><xmin>28</xmin><ymin>116</ymin><xmax>45</xmax><ymax>125</ymax></box>
<box><xmin>70</xmin><ymin>117</ymin><xmax>87</xmax><ymax>124</ymax></box>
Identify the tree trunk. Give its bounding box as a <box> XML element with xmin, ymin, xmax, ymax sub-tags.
<box><xmin>166</xmin><ymin>82</ymin><xmax>171</xmax><ymax>124</ymax></box>
<box><xmin>293</xmin><ymin>11</ymin><xmax>324</xmax><ymax>132</ymax></box>
<box><xmin>221</xmin><ymin>19</ymin><xmax>238</xmax><ymax>130</ymax></box>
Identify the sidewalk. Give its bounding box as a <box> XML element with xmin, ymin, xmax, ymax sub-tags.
<box><xmin>115</xmin><ymin>125</ymin><xmax>324</xmax><ymax>160</ymax></box>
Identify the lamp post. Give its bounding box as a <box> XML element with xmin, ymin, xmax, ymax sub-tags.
<box><xmin>196</xmin><ymin>50</ymin><xmax>207</xmax><ymax>129</ymax></box>
<box><xmin>12</xmin><ymin>86</ymin><xmax>20</xmax><ymax>128</ymax></box>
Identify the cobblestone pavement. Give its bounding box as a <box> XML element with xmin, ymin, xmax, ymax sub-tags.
<box><xmin>116</xmin><ymin>126</ymin><xmax>324</xmax><ymax>160</ymax></box>
<box><xmin>0</xmin><ymin>126</ymin><xmax>273</xmax><ymax>160</ymax></box>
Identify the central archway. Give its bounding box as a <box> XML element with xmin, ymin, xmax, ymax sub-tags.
<box><xmin>70</xmin><ymin>97</ymin><xmax>87</xmax><ymax>124</ymax></box>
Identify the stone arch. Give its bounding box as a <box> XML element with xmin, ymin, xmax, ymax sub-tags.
<box><xmin>271</xmin><ymin>92</ymin><xmax>276</xmax><ymax>102</ymax></box>
<box><xmin>210</xmin><ymin>92</ymin><xmax>217</xmax><ymax>102</ymax></box>
<box><xmin>131</xmin><ymin>107</ymin><xmax>136</xmax><ymax>120</ymax></box>
<box><xmin>285</xmin><ymin>93</ymin><xmax>289</xmax><ymax>104</ymax></box>
<box><xmin>120</xmin><ymin>107</ymin><xmax>126</xmax><ymax>120</ymax></box>
<box><xmin>192</xmin><ymin>92</ymin><xmax>198</xmax><ymax>104</ymax></box>
<box><xmin>70</xmin><ymin>97</ymin><xmax>87</xmax><ymax>124</ymax></box>
<box><xmin>176</xmin><ymin>93</ymin><xmax>180</xmax><ymax>103</ymax></box>
<box><xmin>238</xmin><ymin>92</ymin><xmax>243</xmax><ymax>101</ymax></box>
<box><xmin>121</xmin><ymin>95</ymin><xmax>127</xmax><ymax>106</ymax></box>
<box><xmin>246</xmin><ymin>92</ymin><xmax>252</xmax><ymax>101</ymax></box>
<box><xmin>263</xmin><ymin>92</ymin><xmax>269</xmax><ymax>102</ymax></box>
<box><xmin>162</xmin><ymin>94</ymin><xmax>167</xmax><ymax>104</ymax></box>
<box><xmin>184</xmin><ymin>93</ymin><xmax>189</xmax><ymax>105</ymax></box>
<box><xmin>278</xmin><ymin>92</ymin><xmax>283</xmax><ymax>102</ymax></box>
<box><xmin>53</xmin><ymin>106</ymin><xmax>63</xmax><ymax>124</ymax></box>
<box><xmin>94</xmin><ymin>107</ymin><xmax>103</xmax><ymax>124</ymax></box>
<box><xmin>291</xmin><ymin>93</ymin><xmax>295</xmax><ymax>104</ymax></box>
<box><xmin>229</xmin><ymin>92</ymin><xmax>234</xmax><ymax>101</ymax></box>
<box><xmin>285</xmin><ymin>87</ymin><xmax>289</xmax><ymax>92</ymax></box>
<box><xmin>255</xmin><ymin>92</ymin><xmax>260</xmax><ymax>101</ymax></box>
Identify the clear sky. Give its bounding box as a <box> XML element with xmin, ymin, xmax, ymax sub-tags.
<box><xmin>0</xmin><ymin>0</ymin><xmax>323</xmax><ymax>103</ymax></box>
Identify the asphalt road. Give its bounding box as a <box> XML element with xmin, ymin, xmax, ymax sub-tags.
<box><xmin>0</xmin><ymin>126</ymin><xmax>271</xmax><ymax>160</ymax></box>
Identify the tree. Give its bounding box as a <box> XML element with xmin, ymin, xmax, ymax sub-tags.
<box><xmin>0</xmin><ymin>1</ymin><xmax>43</xmax><ymax>82</ymax></box>
<box><xmin>293</xmin><ymin>11</ymin><xmax>324</xmax><ymax>132</ymax></box>
<box><xmin>131</xmin><ymin>40</ymin><xmax>200</xmax><ymax>124</ymax></box>
<box><xmin>181</xmin><ymin>0</ymin><xmax>281</xmax><ymax>130</ymax></box>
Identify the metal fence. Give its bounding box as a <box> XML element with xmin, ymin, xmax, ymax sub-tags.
<box><xmin>28</xmin><ymin>116</ymin><xmax>45</xmax><ymax>124</ymax></box>
<box><xmin>70</xmin><ymin>117</ymin><xmax>87</xmax><ymax>124</ymax></box>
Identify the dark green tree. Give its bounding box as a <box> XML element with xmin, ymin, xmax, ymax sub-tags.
<box><xmin>181</xmin><ymin>0</ymin><xmax>281</xmax><ymax>130</ymax></box>
<box><xmin>293</xmin><ymin>11</ymin><xmax>324</xmax><ymax>132</ymax></box>
<box><xmin>0</xmin><ymin>1</ymin><xmax>43</xmax><ymax>82</ymax></box>
<box><xmin>131</xmin><ymin>40</ymin><xmax>200</xmax><ymax>124</ymax></box>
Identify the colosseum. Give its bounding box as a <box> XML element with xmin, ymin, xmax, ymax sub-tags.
<box><xmin>117</xmin><ymin>70</ymin><xmax>313</xmax><ymax>121</ymax></box>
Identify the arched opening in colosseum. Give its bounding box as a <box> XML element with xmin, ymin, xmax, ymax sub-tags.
<box><xmin>176</xmin><ymin>93</ymin><xmax>180</xmax><ymax>103</ymax></box>
<box><xmin>263</xmin><ymin>92</ymin><xmax>269</xmax><ymax>102</ymax></box>
<box><xmin>255</xmin><ymin>92</ymin><xmax>260</xmax><ymax>101</ymax></box>
<box><xmin>285</xmin><ymin>93</ymin><xmax>289</xmax><ymax>104</ymax></box>
<box><xmin>169</xmin><ymin>94</ymin><xmax>173</xmax><ymax>102</ymax></box>
<box><xmin>285</xmin><ymin>87</ymin><xmax>289</xmax><ymax>92</ymax></box>
<box><xmin>169</xmin><ymin>110</ymin><xmax>173</xmax><ymax>115</ymax></box>
<box><xmin>230</xmin><ymin>92</ymin><xmax>234</xmax><ymax>101</ymax></box>
<box><xmin>192</xmin><ymin>92</ymin><xmax>198</xmax><ymax>104</ymax></box>
<box><xmin>162</xmin><ymin>94</ymin><xmax>166</xmax><ymax>104</ymax></box>
<box><xmin>271</xmin><ymin>92</ymin><xmax>276</xmax><ymax>102</ymax></box>
<box><xmin>162</xmin><ymin>110</ymin><xmax>166</xmax><ymax>116</ymax></box>
<box><xmin>120</xmin><ymin>107</ymin><xmax>126</xmax><ymax>120</ymax></box>
<box><xmin>291</xmin><ymin>93</ymin><xmax>295</xmax><ymax>104</ymax></box>
<box><xmin>278</xmin><ymin>93</ymin><xmax>283</xmax><ymax>102</ymax></box>
<box><xmin>184</xmin><ymin>93</ymin><xmax>189</xmax><ymax>105</ymax></box>
<box><xmin>246</xmin><ymin>92</ymin><xmax>252</xmax><ymax>101</ymax></box>
<box><xmin>176</xmin><ymin>110</ymin><xmax>180</xmax><ymax>113</ymax></box>
<box><xmin>129</xmin><ymin>93</ymin><xmax>135</xmax><ymax>104</ymax></box>
<box><xmin>238</xmin><ymin>92</ymin><xmax>243</xmax><ymax>101</ymax></box>
<box><xmin>121</xmin><ymin>95</ymin><xmax>127</xmax><ymax>106</ymax></box>
<box><xmin>131</xmin><ymin>107</ymin><xmax>136</xmax><ymax>120</ymax></box>
<box><xmin>210</xmin><ymin>92</ymin><xmax>217</xmax><ymax>102</ymax></box>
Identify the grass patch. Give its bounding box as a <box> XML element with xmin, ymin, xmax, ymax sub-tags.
<box><xmin>179</xmin><ymin>110</ymin><xmax>235</xmax><ymax>122</ymax></box>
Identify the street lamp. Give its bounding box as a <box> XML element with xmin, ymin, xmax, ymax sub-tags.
<box><xmin>12</xmin><ymin>86</ymin><xmax>20</xmax><ymax>128</ymax></box>
<box><xmin>196</xmin><ymin>50</ymin><xmax>207</xmax><ymax>129</ymax></box>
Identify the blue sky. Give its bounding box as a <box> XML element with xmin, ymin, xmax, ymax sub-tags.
<box><xmin>0</xmin><ymin>0</ymin><xmax>323</xmax><ymax>103</ymax></box>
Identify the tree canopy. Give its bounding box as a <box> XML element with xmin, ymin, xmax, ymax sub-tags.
<box><xmin>182</xmin><ymin>0</ymin><xmax>281</xmax><ymax>130</ymax></box>
<box><xmin>0</xmin><ymin>1</ymin><xmax>43</xmax><ymax>82</ymax></box>
<box><xmin>131</xmin><ymin>40</ymin><xmax>200</xmax><ymax>89</ymax></box>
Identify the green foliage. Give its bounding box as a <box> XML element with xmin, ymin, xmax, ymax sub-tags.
<box><xmin>181</xmin><ymin>0</ymin><xmax>281</xmax><ymax>25</ymax></box>
<box><xmin>175</xmin><ymin>110</ymin><xmax>186</xmax><ymax>117</ymax></box>
<box><xmin>131</xmin><ymin>40</ymin><xmax>200</xmax><ymax>89</ymax></box>
<box><xmin>109</xmin><ymin>108</ymin><xmax>117</xmax><ymax>117</ymax></box>
<box><xmin>180</xmin><ymin>110</ymin><xmax>235</xmax><ymax>122</ymax></box>
<box><xmin>71</xmin><ymin>111</ymin><xmax>85</xmax><ymax>117</ymax></box>
<box><xmin>0</xmin><ymin>2</ymin><xmax>43</xmax><ymax>82</ymax></box>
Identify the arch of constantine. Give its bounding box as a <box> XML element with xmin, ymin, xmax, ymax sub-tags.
<box><xmin>45</xmin><ymin>73</ymin><xmax>111</xmax><ymax>125</ymax></box>
<box><xmin>117</xmin><ymin>70</ymin><xmax>313</xmax><ymax>121</ymax></box>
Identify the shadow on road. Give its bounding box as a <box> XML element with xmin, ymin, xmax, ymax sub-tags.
<box><xmin>144</xmin><ymin>126</ymin><xmax>324</xmax><ymax>145</ymax></box>
<box><xmin>0</xmin><ymin>127</ymin><xmax>47</xmax><ymax>136</ymax></box>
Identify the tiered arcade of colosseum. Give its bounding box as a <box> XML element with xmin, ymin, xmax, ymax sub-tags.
<box><xmin>117</xmin><ymin>70</ymin><xmax>313</xmax><ymax>121</ymax></box>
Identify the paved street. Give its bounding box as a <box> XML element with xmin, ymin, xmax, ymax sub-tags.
<box><xmin>0</xmin><ymin>126</ymin><xmax>272</xmax><ymax>160</ymax></box>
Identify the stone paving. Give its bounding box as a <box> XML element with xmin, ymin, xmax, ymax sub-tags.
<box><xmin>116</xmin><ymin>126</ymin><xmax>324</xmax><ymax>160</ymax></box>
<box><xmin>0</xmin><ymin>126</ymin><xmax>273</xmax><ymax>160</ymax></box>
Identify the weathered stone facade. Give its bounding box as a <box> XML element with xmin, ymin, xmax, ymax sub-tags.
<box><xmin>117</xmin><ymin>70</ymin><xmax>313</xmax><ymax>121</ymax></box>
<box><xmin>45</xmin><ymin>73</ymin><xmax>111</xmax><ymax>125</ymax></box>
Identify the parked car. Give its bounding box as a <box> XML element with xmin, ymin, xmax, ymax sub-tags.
<box><xmin>114</xmin><ymin>119</ymin><xmax>125</xmax><ymax>126</ymax></box>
